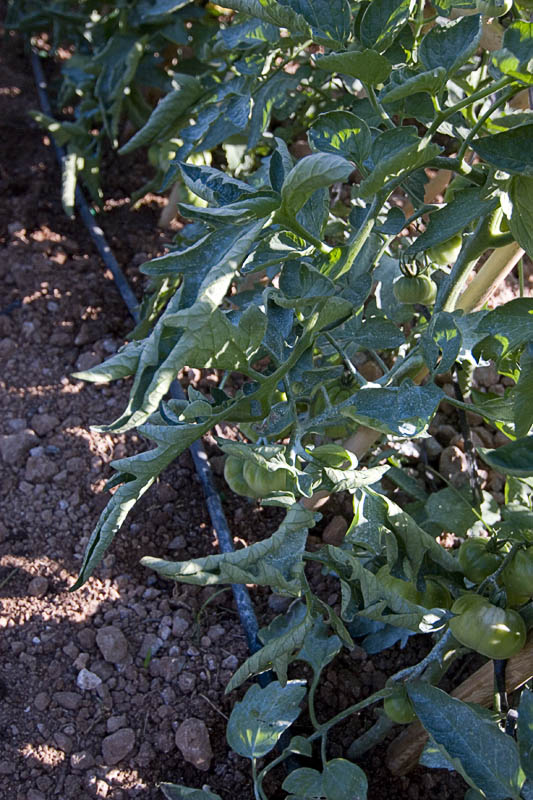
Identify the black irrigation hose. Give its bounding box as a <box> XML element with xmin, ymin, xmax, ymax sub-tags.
<box><xmin>29</xmin><ymin>49</ymin><xmax>266</xmax><ymax>665</ymax></box>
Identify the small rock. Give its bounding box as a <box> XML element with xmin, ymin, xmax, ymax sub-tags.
<box><xmin>75</xmin><ymin>351</ymin><xmax>101</xmax><ymax>372</ymax></box>
<box><xmin>27</xmin><ymin>790</ymin><xmax>46</xmax><ymax>800</ymax></box>
<box><xmin>53</xmin><ymin>691</ymin><xmax>82</xmax><ymax>711</ymax></box>
<box><xmin>221</xmin><ymin>654</ymin><xmax>239</xmax><ymax>671</ymax></box>
<box><xmin>25</xmin><ymin>455</ymin><xmax>58</xmax><ymax>483</ymax></box>
<box><xmin>175</xmin><ymin>718</ymin><xmax>213</xmax><ymax>772</ymax></box>
<box><xmin>31</xmin><ymin>413</ymin><xmax>60</xmax><ymax>436</ymax></box>
<box><xmin>96</xmin><ymin>626</ymin><xmax>128</xmax><ymax>664</ymax></box>
<box><xmin>475</xmin><ymin>364</ymin><xmax>499</xmax><ymax>388</ymax></box>
<box><xmin>8</xmin><ymin>220</ymin><xmax>24</xmax><ymax>235</ymax></box>
<box><xmin>0</xmin><ymin>761</ymin><xmax>15</xmax><ymax>775</ymax></box>
<box><xmin>0</xmin><ymin>521</ymin><xmax>8</xmax><ymax>542</ymax></box>
<box><xmin>34</xmin><ymin>692</ymin><xmax>50</xmax><ymax>711</ymax></box>
<box><xmin>168</xmin><ymin>534</ymin><xmax>186</xmax><ymax>550</ymax></box>
<box><xmin>0</xmin><ymin>429</ymin><xmax>38</xmax><ymax>467</ymax></box>
<box><xmin>322</xmin><ymin>515</ymin><xmax>348</xmax><ymax>546</ymax></box>
<box><xmin>423</xmin><ymin>436</ymin><xmax>443</xmax><ymax>459</ymax></box>
<box><xmin>70</xmin><ymin>750</ymin><xmax>95</xmax><ymax>770</ymax></box>
<box><xmin>206</xmin><ymin>624</ymin><xmax>225</xmax><ymax>642</ymax></box>
<box><xmin>139</xmin><ymin>633</ymin><xmax>163</xmax><ymax>659</ymax></box>
<box><xmin>434</xmin><ymin>424</ymin><xmax>457</xmax><ymax>446</ymax></box>
<box><xmin>135</xmin><ymin>741</ymin><xmax>155</xmax><ymax>767</ymax></box>
<box><xmin>77</xmin><ymin>668</ymin><xmax>102</xmax><ymax>691</ymax></box>
<box><xmin>53</xmin><ymin>732</ymin><xmax>73</xmax><ymax>753</ymax></box>
<box><xmin>106</xmin><ymin>714</ymin><xmax>127</xmax><ymax>734</ymax></box>
<box><xmin>101</xmin><ymin>728</ymin><xmax>135</xmax><ymax>766</ymax></box>
<box><xmin>77</xmin><ymin>627</ymin><xmax>96</xmax><ymax>650</ymax></box>
<box><xmin>178</xmin><ymin>671</ymin><xmax>196</xmax><ymax>694</ymax></box>
<box><xmin>28</xmin><ymin>576</ymin><xmax>49</xmax><ymax>598</ymax></box>
<box><xmin>439</xmin><ymin>445</ymin><xmax>468</xmax><ymax>488</ymax></box>
<box><xmin>172</xmin><ymin>615</ymin><xmax>190</xmax><ymax>637</ymax></box>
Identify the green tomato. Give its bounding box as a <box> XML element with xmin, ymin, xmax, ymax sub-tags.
<box><xmin>449</xmin><ymin>595</ymin><xmax>526</xmax><ymax>659</ymax></box>
<box><xmin>224</xmin><ymin>456</ymin><xmax>259</xmax><ymax>498</ymax></box>
<box><xmin>242</xmin><ymin>460</ymin><xmax>289</xmax><ymax>497</ymax></box>
<box><xmin>427</xmin><ymin>234</ymin><xmax>463</xmax><ymax>267</ymax></box>
<box><xmin>309</xmin><ymin>443</ymin><xmax>354</xmax><ymax>469</ymax></box>
<box><xmin>502</xmin><ymin>547</ymin><xmax>533</xmax><ymax>601</ymax></box>
<box><xmin>384</xmin><ymin>691</ymin><xmax>417</xmax><ymax>724</ymax></box>
<box><xmin>458</xmin><ymin>538</ymin><xmax>502</xmax><ymax>584</ymax></box>
<box><xmin>377</xmin><ymin>567</ymin><xmax>451</xmax><ymax>609</ymax></box>
<box><xmin>393</xmin><ymin>274</ymin><xmax>437</xmax><ymax>305</ymax></box>
<box><xmin>476</xmin><ymin>0</ymin><xmax>513</xmax><ymax>15</ymax></box>
<box><xmin>310</xmin><ymin>383</ymin><xmax>356</xmax><ymax>439</ymax></box>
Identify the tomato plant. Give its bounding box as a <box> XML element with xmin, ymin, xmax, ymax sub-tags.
<box><xmin>15</xmin><ymin>0</ymin><xmax>533</xmax><ymax>797</ymax></box>
<box><xmin>384</xmin><ymin>690</ymin><xmax>417</xmax><ymax>725</ymax></box>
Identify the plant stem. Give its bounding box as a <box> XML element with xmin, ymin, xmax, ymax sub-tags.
<box><xmin>457</xmin><ymin>85</ymin><xmax>520</xmax><ymax>162</ymax></box>
<box><xmin>477</xmin><ymin>542</ymin><xmax>520</xmax><ymax>597</ymax></box>
<box><xmin>365</xmin><ymin>84</ymin><xmax>395</xmax><ymax>129</ymax></box>
<box><xmin>335</xmin><ymin>192</ymin><xmax>387</xmax><ymax>280</ymax></box>
<box><xmin>324</xmin><ymin>332</ymin><xmax>365</xmax><ymax>387</ymax></box>
<box><xmin>391</xmin><ymin>629</ymin><xmax>455</xmax><ymax>684</ymax></box>
<box><xmin>347</xmin><ymin>713</ymin><xmax>395</xmax><ymax>760</ymax></box>
<box><xmin>454</xmin><ymin>242</ymin><xmax>525</xmax><ymax>312</ymax></box>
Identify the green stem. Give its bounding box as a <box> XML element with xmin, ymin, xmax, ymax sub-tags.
<box><xmin>365</xmin><ymin>84</ymin><xmax>395</xmax><ymax>129</ymax></box>
<box><xmin>334</xmin><ymin>192</ymin><xmax>386</xmax><ymax>280</ymax></box>
<box><xmin>347</xmin><ymin>713</ymin><xmax>395</xmax><ymax>760</ymax></box>
<box><xmin>252</xmin><ymin>758</ymin><xmax>266</xmax><ymax>800</ymax></box>
<box><xmin>284</xmin><ymin>215</ymin><xmax>332</xmax><ymax>253</ymax></box>
<box><xmin>324</xmin><ymin>332</ymin><xmax>365</xmax><ymax>387</ymax></box>
<box><xmin>477</xmin><ymin>543</ymin><xmax>520</xmax><ymax>598</ymax></box>
<box><xmin>391</xmin><ymin>629</ymin><xmax>455</xmax><ymax>684</ymax></box>
<box><xmin>457</xmin><ymin>86</ymin><xmax>520</xmax><ymax>162</ymax></box>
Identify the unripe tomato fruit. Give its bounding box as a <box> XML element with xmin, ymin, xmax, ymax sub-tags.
<box><xmin>377</xmin><ymin>566</ymin><xmax>452</xmax><ymax>609</ymax></box>
<box><xmin>458</xmin><ymin>538</ymin><xmax>501</xmax><ymax>584</ymax></box>
<box><xmin>224</xmin><ymin>456</ymin><xmax>258</xmax><ymax>498</ymax></box>
<box><xmin>393</xmin><ymin>274</ymin><xmax>437</xmax><ymax>305</ymax></box>
<box><xmin>449</xmin><ymin>595</ymin><xmax>526</xmax><ymax>659</ymax></box>
<box><xmin>427</xmin><ymin>234</ymin><xmax>462</xmax><ymax>267</ymax></box>
<box><xmin>242</xmin><ymin>461</ymin><xmax>289</xmax><ymax>496</ymax></box>
<box><xmin>384</xmin><ymin>690</ymin><xmax>417</xmax><ymax>724</ymax></box>
<box><xmin>310</xmin><ymin>383</ymin><xmax>356</xmax><ymax>438</ymax></box>
<box><xmin>476</xmin><ymin>0</ymin><xmax>513</xmax><ymax>15</ymax></box>
<box><xmin>309</xmin><ymin>443</ymin><xmax>353</xmax><ymax>469</ymax></box>
<box><xmin>502</xmin><ymin>547</ymin><xmax>533</xmax><ymax>600</ymax></box>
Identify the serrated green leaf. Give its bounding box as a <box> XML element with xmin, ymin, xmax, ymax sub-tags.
<box><xmin>515</xmin><ymin>345</ymin><xmax>533</xmax><ymax>437</ymax></box>
<box><xmin>279</xmin><ymin>153</ymin><xmax>353</xmax><ymax>219</ymax></box>
<box><xmin>507</xmin><ymin>175</ymin><xmax>533</xmax><ymax>259</ymax></box>
<box><xmin>475</xmin><ymin>298</ymin><xmax>533</xmax><ymax>359</ymax></box>
<box><xmin>419</xmin><ymin>14</ymin><xmax>482</xmax><ymax>76</ymax></box>
<box><xmin>358</xmin><ymin>127</ymin><xmax>441</xmax><ymax>199</ymax></box>
<box><xmin>408</xmin><ymin>682</ymin><xmax>525</xmax><ymax>800</ymax></box>
<box><xmin>518</xmin><ymin>690</ymin><xmax>533</xmax><ymax>782</ymax></box>
<box><xmin>381</xmin><ymin>67</ymin><xmax>446</xmax><ymax>103</ymax></box>
<box><xmin>179</xmin><ymin>163</ymin><xmax>252</xmax><ymax>206</ymax></box>
<box><xmin>282</xmin><ymin>767</ymin><xmax>324</xmax><ymax>797</ymax></box>
<box><xmin>478</xmin><ymin>437</ymin><xmax>533</xmax><ymax>477</ymax></box>
<box><xmin>215</xmin><ymin>0</ymin><xmax>311</xmax><ymax>36</ymax></box>
<box><xmin>308</xmin><ymin>110</ymin><xmax>372</xmax><ymax>167</ymax></box>
<box><xmin>314</xmin><ymin>49</ymin><xmax>392</xmax><ymax>86</ymax></box>
<box><xmin>119</xmin><ymin>76</ymin><xmax>203</xmax><ymax>155</ymax></box>
<box><xmin>141</xmin><ymin>503</ymin><xmax>314</xmax><ymax>594</ymax></box>
<box><xmin>159</xmin><ymin>784</ymin><xmax>222</xmax><ymax>800</ymax></box>
<box><xmin>471</xmin><ymin>124</ymin><xmax>533</xmax><ymax>176</ymax></box>
<box><xmin>406</xmin><ymin>188</ymin><xmax>499</xmax><ymax>254</ymax></box>
<box><xmin>227</xmin><ymin>680</ymin><xmax>306</xmax><ymax>758</ymax></box>
<box><xmin>297</xmin><ymin>617</ymin><xmax>342</xmax><ymax>676</ymax></box>
<box><xmin>73</xmin><ymin>340</ymin><xmax>143</xmax><ymax>383</ymax></box>
<box><xmin>491</xmin><ymin>22</ymin><xmax>533</xmax><ymax>86</ymax></box>
<box><xmin>280</xmin><ymin>0</ymin><xmax>352</xmax><ymax>45</ymax></box>
<box><xmin>421</xmin><ymin>311</ymin><xmax>461</xmax><ymax>375</ymax></box>
<box><xmin>323</xmin><ymin>759</ymin><xmax>368</xmax><ymax>800</ymax></box>
<box><xmin>360</xmin><ymin>0</ymin><xmax>416</xmax><ymax>53</ymax></box>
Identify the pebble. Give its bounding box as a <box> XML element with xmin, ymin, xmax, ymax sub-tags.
<box><xmin>0</xmin><ymin>429</ymin><xmax>38</xmax><ymax>466</ymax></box>
<box><xmin>101</xmin><ymin>728</ymin><xmax>135</xmax><ymax>766</ymax></box>
<box><xmin>439</xmin><ymin>445</ymin><xmax>468</xmax><ymax>488</ymax></box>
<box><xmin>175</xmin><ymin>718</ymin><xmax>213</xmax><ymax>772</ymax></box>
<box><xmin>106</xmin><ymin>715</ymin><xmax>127</xmax><ymax>734</ymax></box>
<box><xmin>139</xmin><ymin>633</ymin><xmax>163</xmax><ymax>659</ymax></box>
<box><xmin>25</xmin><ymin>455</ymin><xmax>58</xmax><ymax>483</ymax></box>
<box><xmin>424</xmin><ymin>436</ymin><xmax>443</xmax><ymax>459</ymax></box>
<box><xmin>53</xmin><ymin>732</ymin><xmax>73</xmax><ymax>753</ymax></box>
<box><xmin>77</xmin><ymin>668</ymin><xmax>102</xmax><ymax>691</ymax></box>
<box><xmin>27</xmin><ymin>576</ymin><xmax>49</xmax><ymax>598</ymax></box>
<box><xmin>168</xmin><ymin>534</ymin><xmax>186</xmax><ymax>549</ymax></box>
<box><xmin>30</xmin><ymin>413</ymin><xmax>60</xmax><ymax>436</ymax></box>
<box><xmin>53</xmin><ymin>691</ymin><xmax>82</xmax><ymax>710</ymax></box>
<box><xmin>221</xmin><ymin>654</ymin><xmax>239</xmax><ymax>671</ymax></box>
<box><xmin>178</xmin><ymin>671</ymin><xmax>196</xmax><ymax>694</ymax></box>
<box><xmin>267</xmin><ymin>594</ymin><xmax>292</xmax><ymax>614</ymax></box>
<box><xmin>70</xmin><ymin>750</ymin><xmax>95</xmax><ymax>770</ymax></box>
<box><xmin>322</xmin><ymin>515</ymin><xmax>348</xmax><ymax>546</ymax></box>
<box><xmin>96</xmin><ymin>626</ymin><xmax>129</xmax><ymax>664</ymax></box>
<box><xmin>33</xmin><ymin>692</ymin><xmax>50</xmax><ymax>711</ymax></box>
<box><xmin>0</xmin><ymin>761</ymin><xmax>15</xmax><ymax>775</ymax></box>
<box><xmin>172</xmin><ymin>615</ymin><xmax>190</xmax><ymax>637</ymax></box>
<box><xmin>75</xmin><ymin>351</ymin><xmax>101</xmax><ymax>372</ymax></box>
<box><xmin>475</xmin><ymin>364</ymin><xmax>498</xmax><ymax>388</ymax></box>
<box><xmin>27</xmin><ymin>790</ymin><xmax>46</xmax><ymax>800</ymax></box>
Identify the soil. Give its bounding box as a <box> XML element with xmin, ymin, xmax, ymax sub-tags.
<box><xmin>1</xmin><ymin>12</ymin><xmax>531</xmax><ymax>800</ymax></box>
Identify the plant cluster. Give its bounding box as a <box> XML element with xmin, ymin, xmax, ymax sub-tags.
<box><xmin>9</xmin><ymin>0</ymin><xmax>533</xmax><ymax>797</ymax></box>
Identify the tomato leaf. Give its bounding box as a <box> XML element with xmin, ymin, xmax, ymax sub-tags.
<box><xmin>322</xmin><ymin>759</ymin><xmax>368</xmax><ymax>800</ymax></box>
<box><xmin>478</xmin><ymin>436</ymin><xmax>533</xmax><ymax>477</ymax></box>
<box><xmin>309</xmin><ymin>111</ymin><xmax>372</xmax><ymax>166</ymax></box>
<box><xmin>314</xmin><ymin>49</ymin><xmax>392</xmax><ymax>85</ymax></box>
<box><xmin>471</xmin><ymin>124</ymin><xmax>533</xmax><ymax>176</ymax></box>
<box><xmin>360</xmin><ymin>0</ymin><xmax>416</xmax><ymax>53</ymax></box>
<box><xmin>419</xmin><ymin>14</ymin><xmax>482</xmax><ymax>76</ymax></box>
<box><xmin>408</xmin><ymin>682</ymin><xmax>525</xmax><ymax>800</ymax></box>
<box><xmin>226</xmin><ymin>680</ymin><xmax>306</xmax><ymax>758</ymax></box>
<box><xmin>492</xmin><ymin>22</ymin><xmax>533</xmax><ymax>86</ymax></box>
<box><xmin>506</xmin><ymin>175</ymin><xmax>533</xmax><ymax>259</ymax></box>
<box><xmin>279</xmin><ymin>153</ymin><xmax>353</xmax><ymax>219</ymax></box>
<box><xmin>518</xmin><ymin>689</ymin><xmax>533</xmax><ymax>782</ymax></box>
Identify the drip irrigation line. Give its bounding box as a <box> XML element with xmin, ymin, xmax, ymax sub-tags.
<box><xmin>29</xmin><ymin>48</ymin><xmax>266</xmax><ymax>667</ymax></box>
